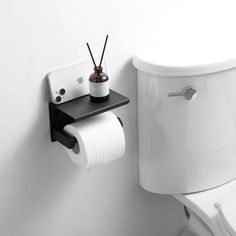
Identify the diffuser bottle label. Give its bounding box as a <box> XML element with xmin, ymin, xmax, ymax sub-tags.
<box><xmin>89</xmin><ymin>81</ymin><xmax>109</xmax><ymax>97</ymax></box>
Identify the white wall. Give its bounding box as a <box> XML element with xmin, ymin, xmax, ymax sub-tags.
<box><xmin>0</xmin><ymin>0</ymin><xmax>202</xmax><ymax>235</ymax></box>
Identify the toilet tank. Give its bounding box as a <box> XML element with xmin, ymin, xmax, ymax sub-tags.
<box><xmin>133</xmin><ymin>54</ymin><xmax>236</xmax><ymax>194</ymax></box>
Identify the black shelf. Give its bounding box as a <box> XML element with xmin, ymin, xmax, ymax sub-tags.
<box><xmin>49</xmin><ymin>89</ymin><xmax>130</xmax><ymax>149</ymax></box>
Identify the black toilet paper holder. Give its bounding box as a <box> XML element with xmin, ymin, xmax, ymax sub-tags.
<box><xmin>49</xmin><ymin>89</ymin><xmax>130</xmax><ymax>149</ymax></box>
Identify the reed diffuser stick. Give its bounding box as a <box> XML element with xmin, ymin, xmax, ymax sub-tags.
<box><xmin>86</xmin><ymin>42</ymin><xmax>97</xmax><ymax>68</ymax></box>
<box><xmin>99</xmin><ymin>35</ymin><xmax>109</xmax><ymax>68</ymax></box>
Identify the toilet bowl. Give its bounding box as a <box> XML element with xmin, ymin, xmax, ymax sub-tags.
<box><xmin>174</xmin><ymin>179</ymin><xmax>236</xmax><ymax>236</ymax></box>
<box><xmin>133</xmin><ymin>49</ymin><xmax>236</xmax><ymax>235</ymax></box>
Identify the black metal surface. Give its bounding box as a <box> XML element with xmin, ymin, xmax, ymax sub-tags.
<box><xmin>52</xmin><ymin>128</ymin><xmax>77</xmax><ymax>149</ymax></box>
<box><xmin>184</xmin><ymin>205</ymin><xmax>190</xmax><ymax>219</ymax></box>
<box><xmin>117</xmin><ymin>117</ymin><xmax>123</xmax><ymax>127</ymax></box>
<box><xmin>49</xmin><ymin>89</ymin><xmax>129</xmax><ymax>149</ymax></box>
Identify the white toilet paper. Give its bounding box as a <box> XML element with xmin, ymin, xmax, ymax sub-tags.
<box><xmin>63</xmin><ymin>112</ymin><xmax>125</xmax><ymax>170</ymax></box>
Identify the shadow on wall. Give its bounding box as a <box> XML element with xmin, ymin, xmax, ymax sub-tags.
<box><xmin>0</xmin><ymin>78</ymin><xmax>80</xmax><ymax>234</ymax></box>
<box><xmin>111</xmin><ymin>58</ymin><xmax>137</xmax><ymax>94</ymax></box>
<box><xmin>118</xmin><ymin>183</ymin><xmax>188</xmax><ymax>236</ymax></box>
<box><xmin>114</xmin><ymin>57</ymin><xmax>138</xmax><ymax>150</ymax></box>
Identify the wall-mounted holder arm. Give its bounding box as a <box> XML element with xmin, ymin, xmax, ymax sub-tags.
<box><xmin>49</xmin><ymin>89</ymin><xmax>130</xmax><ymax>149</ymax></box>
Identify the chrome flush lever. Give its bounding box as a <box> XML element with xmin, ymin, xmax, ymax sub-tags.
<box><xmin>168</xmin><ymin>86</ymin><xmax>197</xmax><ymax>100</ymax></box>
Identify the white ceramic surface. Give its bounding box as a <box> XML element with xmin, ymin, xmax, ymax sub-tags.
<box><xmin>174</xmin><ymin>178</ymin><xmax>236</xmax><ymax>236</ymax></box>
<box><xmin>217</xmin><ymin>197</ymin><xmax>236</xmax><ymax>235</ymax></box>
<box><xmin>135</xmin><ymin>64</ymin><xmax>236</xmax><ymax>194</ymax></box>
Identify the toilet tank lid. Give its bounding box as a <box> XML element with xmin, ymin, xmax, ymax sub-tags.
<box><xmin>133</xmin><ymin>49</ymin><xmax>236</xmax><ymax>77</ymax></box>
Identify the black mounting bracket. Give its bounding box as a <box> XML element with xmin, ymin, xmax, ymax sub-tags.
<box><xmin>49</xmin><ymin>89</ymin><xmax>130</xmax><ymax>149</ymax></box>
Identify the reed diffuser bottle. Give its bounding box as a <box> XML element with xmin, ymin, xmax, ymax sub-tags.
<box><xmin>87</xmin><ymin>35</ymin><xmax>109</xmax><ymax>103</ymax></box>
<box><xmin>89</xmin><ymin>66</ymin><xmax>109</xmax><ymax>102</ymax></box>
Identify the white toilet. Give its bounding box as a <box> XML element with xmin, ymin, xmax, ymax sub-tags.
<box><xmin>133</xmin><ymin>49</ymin><xmax>236</xmax><ymax>236</ymax></box>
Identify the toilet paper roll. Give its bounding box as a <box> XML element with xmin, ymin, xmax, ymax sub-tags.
<box><xmin>63</xmin><ymin>112</ymin><xmax>125</xmax><ymax>170</ymax></box>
